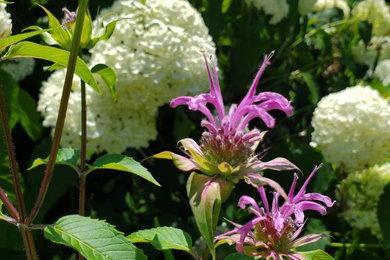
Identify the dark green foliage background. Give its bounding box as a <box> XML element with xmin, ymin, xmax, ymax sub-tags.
<box><xmin>0</xmin><ymin>0</ymin><xmax>389</xmax><ymax>259</ymax></box>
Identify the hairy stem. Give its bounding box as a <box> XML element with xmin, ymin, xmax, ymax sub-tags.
<box><xmin>0</xmin><ymin>84</ymin><xmax>37</xmax><ymax>259</ymax></box>
<box><xmin>0</xmin><ymin>84</ymin><xmax>26</xmax><ymax>220</ymax></box>
<box><xmin>0</xmin><ymin>185</ymin><xmax>19</xmax><ymax>221</ymax></box>
<box><xmin>26</xmin><ymin>0</ymin><xmax>89</xmax><ymax>225</ymax></box>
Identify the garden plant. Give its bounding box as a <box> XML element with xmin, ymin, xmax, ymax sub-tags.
<box><xmin>0</xmin><ymin>0</ymin><xmax>390</xmax><ymax>259</ymax></box>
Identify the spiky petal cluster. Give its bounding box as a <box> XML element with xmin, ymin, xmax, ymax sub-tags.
<box><xmin>165</xmin><ymin>52</ymin><xmax>294</xmax><ymax>182</ymax></box>
<box><xmin>215</xmin><ymin>165</ymin><xmax>335</xmax><ymax>259</ymax></box>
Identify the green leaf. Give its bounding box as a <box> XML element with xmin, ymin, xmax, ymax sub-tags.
<box><xmin>2</xmin><ymin>41</ymin><xmax>100</xmax><ymax>93</ymax></box>
<box><xmin>28</xmin><ymin>148</ymin><xmax>80</xmax><ymax>172</ymax></box>
<box><xmin>378</xmin><ymin>183</ymin><xmax>390</xmax><ymax>251</ymax></box>
<box><xmin>91</xmin><ymin>154</ymin><xmax>160</xmax><ymax>186</ymax></box>
<box><xmin>87</xmin><ymin>20</ymin><xmax>118</xmax><ymax>49</ymax></box>
<box><xmin>0</xmin><ymin>28</ymin><xmax>49</xmax><ymax>52</ymax></box>
<box><xmin>17</xmin><ymin>89</ymin><xmax>42</xmax><ymax>141</ymax></box>
<box><xmin>299</xmin><ymin>249</ymin><xmax>335</xmax><ymax>260</ymax></box>
<box><xmin>302</xmin><ymin>72</ymin><xmax>319</xmax><ymax>104</ymax></box>
<box><xmin>127</xmin><ymin>227</ymin><xmax>196</xmax><ymax>257</ymax></box>
<box><xmin>139</xmin><ymin>0</ymin><xmax>146</xmax><ymax>5</ymax></box>
<box><xmin>224</xmin><ymin>253</ymin><xmax>258</xmax><ymax>260</ymax></box>
<box><xmin>44</xmin><ymin>215</ymin><xmax>146</xmax><ymax>260</ymax></box>
<box><xmin>221</xmin><ymin>0</ymin><xmax>232</xmax><ymax>13</ymax></box>
<box><xmin>186</xmin><ymin>172</ymin><xmax>234</xmax><ymax>260</ymax></box>
<box><xmin>91</xmin><ymin>64</ymin><xmax>117</xmax><ymax>99</ymax></box>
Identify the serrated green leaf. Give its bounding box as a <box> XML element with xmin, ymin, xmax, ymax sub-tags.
<box><xmin>186</xmin><ymin>172</ymin><xmax>234</xmax><ymax>260</ymax></box>
<box><xmin>91</xmin><ymin>64</ymin><xmax>117</xmax><ymax>99</ymax></box>
<box><xmin>28</xmin><ymin>148</ymin><xmax>80</xmax><ymax>172</ymax></box>
<box><xmin>224</xmin><ymin>253</ymin><xmax>258</xmax><ymax>260</ymax></box>
<box><xmin>91</xmin><ymin>154</ymin><xmax>160</xmax><ymax>186</ymax></box>
<box><xmin>18</xmin><ymin>89</ymin><xmax>42</xmax><ymax>141</ymax></box>
<box><xmin>378</xmin><ymin>183</ymin><xmax>390</xmax><ymax>251</ymax></box>
<box><xmin>1</xmin><ymin>41</ymin><xmax>99</xmax><ymax>93</ymax></box>
<box><xmin>0</xmin><ymin>28</ymin><xmax>49</xmax><ymax>52</ymax></box>
<box><xmin>127</xmin><ymin>227</ymin><xmax>195</xmax><ymax>257</ymax></box>
<box><xmin>299</xmin><ymin>249</ymin><xmax>334</xmax><ymax>260</ymax></box>
<box><xmin>44</xmin><ymin>215</ymin><xmax>146</xmax><ymax>260</ymax></box>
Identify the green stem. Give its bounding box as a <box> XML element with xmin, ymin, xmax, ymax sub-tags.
<box><xmin>78</xmin><ymin>79</ymin><xmax>87</xmax><ymax>217</ymax></box>
<box><xmin>26</xmin><ymin>0</ymin><xmax>89</xmax><ymax>225</ymax></box>
<box><xmin>18</xmin><ymin>225</ymin><xmax>37</xmax><ymax>260</ymax></box>
<box><xmin>202</xmin><ymin>246</ymin><xmax>210</xmax><ymax>260</ymax></box>
<box><xmin>329</xmin><ymin>242</ymin><xmax>383</xmax><ymax>249</ymax></box>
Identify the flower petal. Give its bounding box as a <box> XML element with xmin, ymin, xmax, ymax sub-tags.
<box><xmin>244</xmin><ymin>173</ymin><xmax>288</xmax><ymax>201</ymax></box>
<box><xmin>152</xmin><ymin>151</ymin><xmax>199</xmax><ymax>172</ymax></box>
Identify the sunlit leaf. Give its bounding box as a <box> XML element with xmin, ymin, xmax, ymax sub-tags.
<box><xmin>127</xmin><ymin>227</ymin><xmax>196</xmax><ymax>257</ymax></box>
<box><xmin>90</xmin><ymin>154</ymin><xmax>160</xmax><ymax>186</ymax></box>
<box><xmin>0</xmin><ymin>29</ymin><xmax>49</xmax><ymax>52</ymax></box>
<box><xmin>87</xmin><ymin>20</ymin><xmax>118</xmax><ymax>49</ymax></box>
<box><xmin>28</xmin><ymin>148</ymin><xmax>80</xmax><ymax>172</ymax></box>
<box><xmin>221</xmin><ymin>0</ymin><xmax>232</xmax><ymax>13</ymax></box>
<box><xmin>44</xmin><ymin>215</ymin><xmax>146</xmax><ymax>260</ymax></box>
<box><xmin>299</xmin><ymin>249</ymin><xmax>335</xmax><ymax>260</ymax></box>
<box><xmin>91</xmin><ymin>64</ymin><xmax>117</xmax><ymax>99</ymax></box>
<box><xmin>2</xmin><ymin>41</ymin><xmax>100</xmax><ymax>93</ymax></box>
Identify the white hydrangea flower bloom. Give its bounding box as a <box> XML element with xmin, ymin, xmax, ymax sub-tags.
<box><xmin>311</xmin><ymin>86</ymin><xmax>390</xmax><ymax>171</ymax></box>
<box><xmin>340</xmin><ymin>162</ymin><xmax>390</xmax><ymax>238</ymax></box>
<box><xmin>0</xmin><ymin>3</ymin><xmax>11</xmax><ymax>35</ymax></box>
<box><xmin>245</xmin><ymin>0</ymin><xmax>289</xmax><ymax>24</ymax></box>
<box><xmin>314</xmin><ymin>0</ymin><xmax>350</xmax><ymax>16</ymax></box>
<box><xmin>352</xmin><ymin>0</ymin><xmax>390</xmax><ymax>36</ymax></box>
<box><xmin>374</xmin><ymin>60</ymin><xmax>390</xmax><ymax>85</ymax></box>
<box><xmin>0</xmin><ymin>4</ymin><xmax>35</xmax><ymax>81</ymax></box>
<box><xmin>1</xmin><ymin>58</ymin><xmax>35</xmax><ymax>81</ymax></box>
<box><xmin>38</xmin><ymin>0</ymin><xmax>216</xmax><ymax>154</ymax></box>
<box><xmin>351</xmin><ymin>36</ymin><xmax>390</xmax><ymax>72</ymax></box>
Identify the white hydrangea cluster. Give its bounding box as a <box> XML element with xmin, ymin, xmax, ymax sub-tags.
<box><xmin>0</xmin><ymin>4</ymin><xmax>35</xmax><ymax>81</ymax></box>
<box><xmin>351</xmin><ymin>36</ymin><xmax>390</xmax><ymax>74</ymax></box>
<box><xmin>0</xmin><ymin>3</ymin><xmax>11</xmax><ymax>35</ymax></box>
<box><xmin>352</xmin><ymin>0</ymin><xmax>390</xmax><ymax>36</ymax></box>
<box><xmin>314</xmin><ymin>0</ymin><xmax>350</xmax><ymax>16</ymax></box>
<box><xmin>1</xmin><ymin>58</ymin><xmax>35</xmax><ymax>81</ymax></box>
<box><xmin>38</xmin><ymin>0</ymin><xmax>216</xmax><ymax>154</ymax></box>
<box><xmin>298</xmin><ymin>0</ymin><xmax>349</xmax><ymax>16</ymax></box>
<box><xmin>340</xmin><ymin>163</ymin><xmax>390</xmax><ymax>238</ymax></box>
<box><xmin>374</xmin><ymin>60</ymin><xmax>390</xmax><ymax>85</ymax></box>
<box><xmin>311</xmin><ymin>86</ymin><xmax>390</xmax><ymax>171</ymax></box>
<box><xmin>245</xmin><ymin>0</ymin><xmax>289</xmax><ymax>24</ymax></box>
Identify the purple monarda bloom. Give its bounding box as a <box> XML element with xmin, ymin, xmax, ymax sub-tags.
<box><xmin>155</xmin><ymin>52</ymin><xmax>297</xmax><ymax>195</ymax></box>
<box><xmin>61</xmin><ymin>7</ymin><xmax>78</xmax><ymax>29</ymax></box>
<box><xmin>215</xmin><ymin>165</ymin><xmax>335</xmax><ymax>259</ymax></box>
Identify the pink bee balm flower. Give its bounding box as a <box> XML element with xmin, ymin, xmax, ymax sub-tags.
<box><xmin>215</xmin><ymin>165</ymin><xmax>335</xmax><ymax>259</ymax></box>
<box><xmin>154</xmin><ymin>52</ymin><xmax>297</xmax><ymax>196</ymax></box>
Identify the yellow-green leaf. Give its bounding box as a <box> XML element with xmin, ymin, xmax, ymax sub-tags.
<box><xmin>2</xmin><ymin>41</ymin><xmax>100</xmax><ymax>93</ymax></box>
